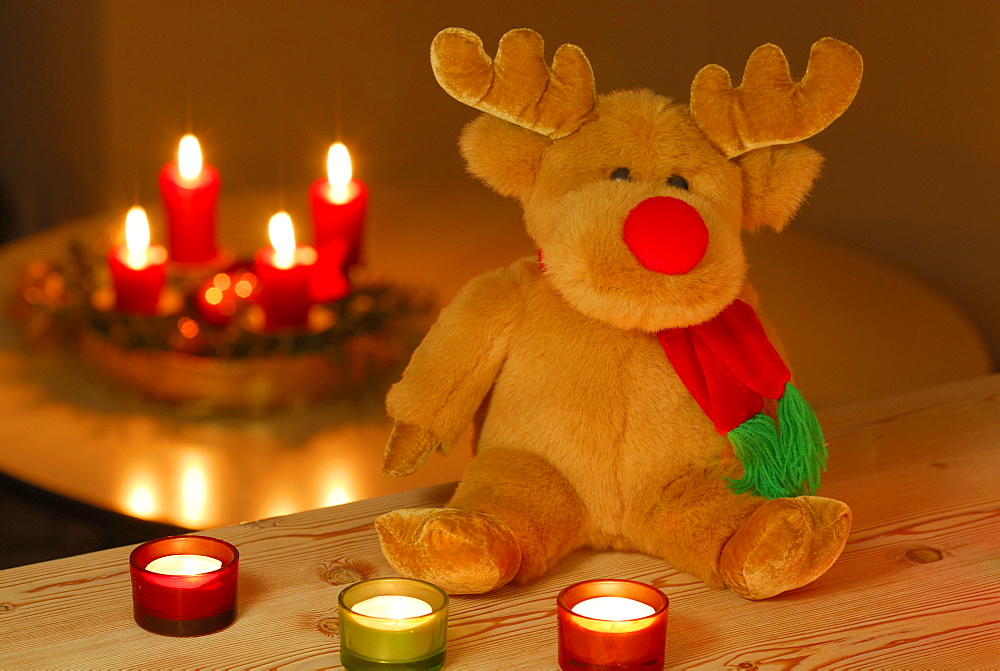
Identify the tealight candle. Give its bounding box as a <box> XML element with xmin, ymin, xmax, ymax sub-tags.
<box><xmin>338</xmin><ymin>577</ymin><xmax>448</xmax><ymax>670</ymax></box>
<box><xmin>129</xmin><ymin>535</ymin><xmax>239</xmax><ymax>637</ymax></box>
<box><xmin>557</xmin><ymin>579</ymin><xmax>669</xmax><ymax>670</ymax></box>
<box><xmin>107</xmin><ymin>206</ymin><xmax>167</xmax><ymax>314</ymax></box>
<box><xmin>254</xmin><ymin>212</ymin><xmax>317</xmax><ymax>329</ymax></box>
<box><xmin>159</xmin><ymin>134</ymin><xmax>221</xmax><ymax>264</ymax></box>
<box><xmin>572</xmin><ymin>596</ymin><xmax>656</xmax><ymax>622</ymax></box>
<box><xmin>144</xmin><ymin>554</ymin><xmax>223</xmax><ymax>576</ymax></box>
<box><xmin>351</xmin><ymin>595</ymin><xmax>433</xmax><ymax>620</ymax></box>
<box><xmin>309</xmin><ymin>142</ymin><xmax>367</xmax><ymax>302</ymax></box>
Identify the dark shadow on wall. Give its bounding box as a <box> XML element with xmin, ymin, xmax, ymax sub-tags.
<box><xmin>0</xmin><ymin>0</ymin><xmax>107</xmax><ymax>242</ymax></box>
<box><xmin>0</xmin><ymin>183</ymin><xmax>18</xmax><ymax>245</ymax></box>
<box><xmin>0</xmin><ymin>472</ymin><xmax>186</xmax><ymax>570</ymax></box>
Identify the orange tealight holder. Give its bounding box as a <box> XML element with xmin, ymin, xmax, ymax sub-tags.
<box><xmin>556</xmin><ymin>579</ymin><xmax>669</xmax><ymax>670</ymax></box>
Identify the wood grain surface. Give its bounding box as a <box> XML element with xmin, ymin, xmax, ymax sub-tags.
<box><xmin>1</xmin><ymin>374</ymin><xmax>998</xmax><ymax>669</ymax></box>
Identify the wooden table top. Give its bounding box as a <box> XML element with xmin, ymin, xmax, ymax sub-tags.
<box><xmin>1</xmin><ymin>373</ymin><xmax>997</xmax><ymax>668</ymax></box>
<box><xmin>0</xmin><ymin>181</ymin><xmax>990</xmax><ymax>531</ymax></box>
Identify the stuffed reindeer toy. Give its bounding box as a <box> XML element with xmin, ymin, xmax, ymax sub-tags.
<box><xmin>375</xmin><ymin>28</ymin><xmax>863</xmax><ymax>600</ymax></box>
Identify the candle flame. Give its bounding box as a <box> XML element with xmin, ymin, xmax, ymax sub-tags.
<box><xmin>268</xmin><ymin>212</ymin><xmax>297</xmax><ymax>269</ymax></box>
<box><xmin>178</xmin><ymin>134</ymin><xmax>203</xmax><ymax>180</ymax></box>
<box><xmin>124</xmin><ymin>206</ymin><xmax>151</xmax><ymax>269</ymax></box>
<box><xmin>351</xmin><ymin>595</ymin><xmax>433</xmax><ymax>619</ymax></box>
<box><xmin>326</xmin><ymin>142</ymin><xmax>352</xmax><ymax>203</ymax></box>
<box><xmin>571</xmin><ymin>596</ymin><xmax>656</xmax><ymax>621</ymax></box>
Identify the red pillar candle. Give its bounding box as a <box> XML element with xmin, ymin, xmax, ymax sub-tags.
<box><xmin>556</xmin><ymin>580</ymin><xmax>669</xmax><ymax>670</ymax></box>
<box><xmin>108</xmin><ymin>206</ymin><xmax>167</xmax><ymax>314</ymax></box>
<box><xmin>159</xmin><ymin>134</ymin><xmax>220</xmax><ymax>264</ymax></box>
<box><xmin>254</xmin><ymin>212</ymin><xmax>317</xmax><ymax>330</ymax></box>
<box><xmin>129</xmin><ymin>535</ymin><xmax>239</xmax><ymax>637</ymax></box>
<box><xmin>308</xmin><ymin>235</ymin><xmax>350</xmax><ymax>304</ymax></box>
<box><xmin>309</xmin><ymin>143</ymin><xmax>368</xmax><ymax>300</ymax></box>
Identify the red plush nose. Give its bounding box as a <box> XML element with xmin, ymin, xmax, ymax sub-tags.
<box><xmin>623</xmin><ymin>196</ymin><xmax>709</xmax><ymax>274</ymax></box>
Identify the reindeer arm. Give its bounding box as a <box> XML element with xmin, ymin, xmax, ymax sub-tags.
<box><xmin>383</xmin><ymin>261</ymin><xmax>528</xmax><ymax>476</ymax></box>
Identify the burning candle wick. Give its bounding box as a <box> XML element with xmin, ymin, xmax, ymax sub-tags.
<box><xmin>571</xmin><ymin>596</ymin><xmax>655</xmax><ymax>621</ymax></box>
<box><xmin>351</xmin><ymin>595</ymin><xmax>433</xmax><ymax>620</ymax></box>
<box><xmin>144</xmin><ymin>554</ymin><xmax>222</xmax><ymax>576</ymax></box>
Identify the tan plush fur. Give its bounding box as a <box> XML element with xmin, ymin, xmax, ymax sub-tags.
<box><xmin>376</xmin><ymin>29</ymin><xmax>859</xmax><ymax>599</ymax></box>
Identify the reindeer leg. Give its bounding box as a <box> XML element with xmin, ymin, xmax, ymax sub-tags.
<box><xmin>639</xmin><ymin>465</ymin><xmax>851</xmax><ymax>600</ymax></box>
<box><xmin>375</xmin><ymin>449</ymin><xmax>586</xmax><ymax>594</ymax></box>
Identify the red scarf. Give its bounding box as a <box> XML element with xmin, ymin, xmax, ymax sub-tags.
<box><xmin>657</xmin><ymin>299</ymin><xmax>790</xmax><ymax>434</ymax></box>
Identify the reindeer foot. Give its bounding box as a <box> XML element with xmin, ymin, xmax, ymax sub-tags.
<box><xmin>375</xmin><ymin>508</ymin><xmax>521</xmax><ymax>595</ymax></box>
<box><xmin>720</xmin><ymin>496</ymin><xmax>851</xmax><ymax>600</ymax></box>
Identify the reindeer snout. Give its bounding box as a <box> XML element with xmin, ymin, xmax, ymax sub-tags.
<box><xmin>623</xmin><ymin>196</ymin><xmax>708</xmax><ymax>274</ymax></box>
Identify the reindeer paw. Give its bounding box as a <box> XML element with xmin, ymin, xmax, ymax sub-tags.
<box><xmin>375</xmin><ymin>508</ymin><xmax>521</xmax><ymax>594</ymax></box>
<box><xmin>720</xmin><ymin>496</ymin><xmax>851</xmax><ymax>600</ymax></box>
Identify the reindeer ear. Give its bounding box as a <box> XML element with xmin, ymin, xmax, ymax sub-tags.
<box><xmin>738</xmin><ymin>143</ymin><xmax>823</xmax><ymax>232</ymax></box>
<box><xmin>459</xmin><ymin>114</ymin><xmax>551</xmax><ymax>202</ymax></box>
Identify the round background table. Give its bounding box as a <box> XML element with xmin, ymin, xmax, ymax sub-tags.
<box><xmin>0</xmin><ymin>179</ymin><xmax>990</xmax><ymax>530</ymax></box>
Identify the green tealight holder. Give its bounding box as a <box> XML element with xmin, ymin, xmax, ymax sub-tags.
<box><xmin>338</xmin><ymin>578</ymin><xmax>448</xmax><ymax>670</ymax></box>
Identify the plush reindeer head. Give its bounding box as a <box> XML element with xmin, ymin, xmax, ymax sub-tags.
<box><xmin>432</xmin><ymin>28</ymin><xmax>862</xmax><ymax>331</ymax></box>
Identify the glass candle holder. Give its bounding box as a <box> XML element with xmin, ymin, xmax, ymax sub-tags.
<box><xmin>338</xmin><ymin>577</ymin><xmax>448</xmax><ymax>670</ymax></box>
<box><xmin>556</xmin><ymin>579</ymin><xmax>669</xmax><ymax>670</ymax></box>
<box><xmin>129</xmin><ymin>535</ymin><xmax>239</xmax><ymax>637</ymax></box>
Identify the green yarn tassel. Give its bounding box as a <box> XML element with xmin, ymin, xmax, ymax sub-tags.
<box><xmin>776</xmin><ymin>382</ymin><xmax>827</xmax><ymax>495</ymax></box>
<box><xmin>727</xmin><ymin>383</ymin><xmax>828</xmax><ymax>499</ymax></box>
<box><xmin>727</xmin><ymin>413</ymin><xmax>783</xmax><ymax>498</ymax></box>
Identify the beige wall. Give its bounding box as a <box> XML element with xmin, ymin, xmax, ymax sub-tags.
<box><xmin>2</xmin><ymin>0</ymin><xmax>998</xmax><ymax>364</ymax></box>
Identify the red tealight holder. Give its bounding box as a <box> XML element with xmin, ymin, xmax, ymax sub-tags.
<box><xmin>556</xmin><ymin>579</ymin><xmax>669</xmax><ymax>670</ymax></box>
<box><xmin>129</xmin><ymin>535</ymin><xmax>239</xmax><ymax>637</ymax></box>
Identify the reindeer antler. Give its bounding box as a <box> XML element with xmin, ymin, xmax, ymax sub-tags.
<box><xmin>431</xmin><ymin>27</ymin><xmax>596</xmax><ymax>140</ymax></box>
<box><xmin>690</xmin><ymin>38</ymin><xmax>863</xmax><ymax>158</ymax></box>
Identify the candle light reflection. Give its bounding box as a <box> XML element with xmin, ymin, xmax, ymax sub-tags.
<box><xmin>127</xmin><ymin>483</ymin><xmax>157</xmax><ymax>518</ymax></box>
<box><xmin>181</xmin><ymin>460</ymin><xmax>209</xmax><ymax>526</ymax></box>
<box><xmin>324</xmin><ymin>483</ymin><xmax>351</xmax><ymax>507</ymax></box>
<box><xmin>263</xmin><ymin>495</ymin><xmax>298</xmax><ymax>519</ymax></box>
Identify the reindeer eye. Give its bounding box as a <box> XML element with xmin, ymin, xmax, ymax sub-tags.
<box><xmin>610</xmin><ymin>167</ymin><xmax>631</xmax><ymax>181</ymax></box>
<box><xmin>666</xmin><ymin>174</ymin><xmax>689</xmax><ymax>191</ymax></box>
